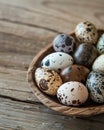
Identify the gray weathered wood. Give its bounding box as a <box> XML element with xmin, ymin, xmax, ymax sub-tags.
<box><xmin>0</xmin><ymin>98</ymin><xmax>104</xmax><ymax>130</ymax></box>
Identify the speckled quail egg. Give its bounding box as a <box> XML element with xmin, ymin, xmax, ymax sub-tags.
<box><xmin>57</xmin><ymin>81</ymin><xmax>88</xmax><ymax>106</ymax></box>
<box><xmin>92</xmin><ymin>54</ymin><xmax>104</xmax><ymax>73</ymax></box>
<box><xmin>35</xmin><ymin>67</ymin><xmax>63</xmax><ymax>96</ymax></box>
<box><xmin>53</xmin><ymin>34</ymin><xmax>75</xmax><ymax>54</ymax></box>
<box><xmin>60</xmin><ymin>65</ymin><xmax>89</xmax><ymax>83</ymax></box>
<box><xmin>86</xmin><ymin>71</ymin><xmax>104</xmax><ymax>103</ymax></box>
<box><xmin>97</xmin><ymin>33</ymin><xmax>104</xmax><ymax>54</ymax></box>
<box><xmin>74</xmin><ymin>43</ymin><xmax>98</xmax><ymax>68</ymax></box>
<box><xmin>41</xmin><ymin>52</ymin><xmax>73</xmax><ymax>73</ymax></box>
<box><xmin>75</xmin><ymin>21</ymin><xmax>98</xmax><ymax>44</ymax></box>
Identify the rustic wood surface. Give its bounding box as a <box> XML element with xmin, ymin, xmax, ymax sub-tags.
<box><xmin>0</xmin><ymin>0</ymin><xmax>104</xmax><ymax>129</ymax></box>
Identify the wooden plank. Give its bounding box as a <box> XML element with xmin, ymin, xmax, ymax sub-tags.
<box><xmin>0</xmin><ymin>98</ymin><xmax>104</xmax><ymax>130</ymax></box>
<box><xmin>0</xmin><ymin>20</ymin><xmax>57</xmax><ymax>40</ymax></box>
<box><xmin>0</xmin><ymin>32</ymin><xmax>54</xmax><ymax>70</ymax></box>
<box><xmin>0</xmin><ymin>0</ymin><xmax>103</xmax><ymax>35</ymax></box>
<box><xmin>0</xmin><ymin>31</ymin><xmax>53</xmax><ymax>56</ymax></box>
<box><xmin>0</xmin><ymin>66</ymin><xmax>39</xmax><ymax>102</ymax></box>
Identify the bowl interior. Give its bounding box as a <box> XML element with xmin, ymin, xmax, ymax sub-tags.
<box><xmin>28</xmin><ymin>29</ymin><xmax>104</xmax><ymax>117</ymax></box>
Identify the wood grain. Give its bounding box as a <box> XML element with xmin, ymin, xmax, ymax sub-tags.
<box><xmin>0</xmin><ymin>98</ymin><xmax>104</xmax><ymax>130</ymax></box>
<box><xmin>0</xmin><ymin>0</ymin><xmax>104</xmax><ymax>129</ymax></box>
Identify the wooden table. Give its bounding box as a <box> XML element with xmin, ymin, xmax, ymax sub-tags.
<box><xmin>0</xmin><ymin>0</ymin><xmax>104</xmax><ymax>129</ymax></box>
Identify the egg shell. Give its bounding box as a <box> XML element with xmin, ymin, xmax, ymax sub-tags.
<box><xmin>41</xmin><ymin>52</ymin><xmax>73</xmax><ymax>72</ymax></box>
<box><xmin>35</xmin><ymin>67</ymin><xmax>63</xmax><ymax>96</ymax></box>
<box><xmin>53</xmin><ymin>34</ymin><xmax>75</xmax><ymax>54</ymax></box>
<box><xmin>92</xmin><ymin>54</ymin><xmax>104</xmax><ymax>73</ymax></box>
<box><xmin>75</xmin><ymin>21</ymin><xmax>98</xmax><ymax>44</ymax></box>
<box><xmin>86</xmin><ymin>71</ymin><xmax>104</xmax><ymax>103</ymax></box>
<box><xmin>57</xmin><ymin>81</ymin><xmax>88</xmax><ymax>106</ymax></box>
<box><xmin>74</xmin><ymin>43</ymin><xmax>98</xmax><ymax>68</ymax></box>
<box><xmin>60</xmin><ymin>65</ymin><xmax>89</xmax><ymax>83</ymax></box>
<box><xmin>97</xmin><ymin>33</ymin><xmax>104</xmax><ymax>54</ymax></box>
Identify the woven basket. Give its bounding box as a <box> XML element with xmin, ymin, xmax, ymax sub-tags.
<box><xmin>28</xmin><ymin>29</ymin><xmax>104</xmax><ymax>117</ymax></box>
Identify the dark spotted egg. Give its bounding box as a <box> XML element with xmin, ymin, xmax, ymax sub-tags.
<box><xmin>57</xmin><ymin>81</ymin><xmax>88</xmax><ymax>106</ymax></box>
<box><xmin>41</xmin><ymin>52</ymin><xmax>73</xmax><ymax>73</ymax></box>
<box><xmin>60</xmin><ymin>65</ymin><xmax>89</xmax><ymax>83</ymax></box>
<box><xmin>86</xmin><ymin>71</ymin><xmax>104</xmax><ymax>103</ymax></box>
<box><xmin>35</xmin><ymin>67</ymin><xmax>63</xmax><ymax>96</ymax></box>
<box><xmin>74</xmin><ymin>43</ymin><xmax>98</xmax><ymax>68</ymax></box>
<box><xmin>75</xmin><ymin>21</ymin><xmax>98</xmax><ymax>44</ymax></box>
<box><xmin>53</xmin><ymin>34</ymin><xmax>75</xmax><ymax>54</ymax></box>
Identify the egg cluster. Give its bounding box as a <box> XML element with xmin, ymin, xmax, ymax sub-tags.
<box><xmin>35</xmin><ymin>21</ymin><xmax>104</xmax><ymax>106</ymax></box>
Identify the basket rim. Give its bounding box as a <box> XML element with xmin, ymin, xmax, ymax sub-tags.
<box><xmin>27</xmin><ymin>29</ymin><xmax>104</xmax><ymax>117</ymax></box>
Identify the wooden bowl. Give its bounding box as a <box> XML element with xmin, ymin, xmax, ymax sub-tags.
<box><xmin>28</xmin><ymin>29</ymin><xmax>104</xmax><ymax>117</ymax></box>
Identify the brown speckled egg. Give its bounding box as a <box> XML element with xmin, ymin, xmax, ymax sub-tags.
<box><xmin>75</xmin><ymin>21</ymin><xmax>98</xmax><ymax>44</ymax></box>
<box><xmin>60</xmin><ymin>65</ymin><xmax>89</xmax><ymax>83</ymax></box>
<box><xmin>74</xmin><ymin>43</ymin><xmax>98</xmax><ymax>68</ymax></box>
<box><xmin>35</xmin><ymin>67</ymin><xmax>63</xmax><ymax>96</ymax></box>
<box><xmin>57</xmin><ymin>81</ymin><xmax>88</xmax><ymax>106</ymax></box>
